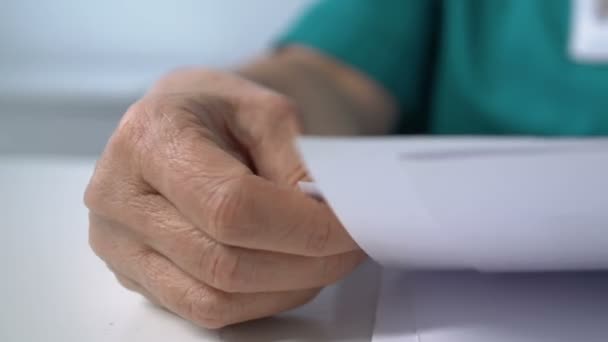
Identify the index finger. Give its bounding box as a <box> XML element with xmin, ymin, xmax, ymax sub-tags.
<box><xmin>139</xmin><ymin>118</ymin><xmax>358</xmax><ymax>257</ymax></box>
<box><xmin>209</xmin><ymin>174</ymin><xmax>359</xmax><ymax>256</ymax></box>
<box><xmin>150</xmin><ymin>163</ymin><xmax>358</xmax><ymax>256</ymax></box>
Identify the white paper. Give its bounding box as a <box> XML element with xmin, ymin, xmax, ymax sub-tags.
<box><xmin>373</xmin><ymin>269</ymin><xmax>608</xmax><ymax>342</ymax></box>
<box><xmin>298</xmin><ymin>137</ymin><xmax>608</xmax><ymax>271</ymax></box>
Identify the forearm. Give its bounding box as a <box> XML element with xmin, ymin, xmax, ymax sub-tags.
<box><xmin>239</xmin><ymin>47</ymin><xmax>398</xmax><ymax>135</ymax></box>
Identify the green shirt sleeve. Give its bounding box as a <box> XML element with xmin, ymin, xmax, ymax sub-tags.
<box><xmin>277</xmin><ymin>0</ymin><xmax>439</xmax><ymax>132</ymax></box>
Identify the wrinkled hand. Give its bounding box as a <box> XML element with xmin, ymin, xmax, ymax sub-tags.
<box><xmin>84</xmin><ymin>69</ymin><xmax>366</xmax><ymax>329</ymax></box>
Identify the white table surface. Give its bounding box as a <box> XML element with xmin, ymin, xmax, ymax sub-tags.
<box><xmin>0</xmin><ymin>156</ymin><xmax>380</xmax><ymax>341</ymax></box>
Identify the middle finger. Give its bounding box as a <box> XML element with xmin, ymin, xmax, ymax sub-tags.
<box><xmin>90</xmin><ymin>199</ymin><xmax>366</xmax><ymax>293</ymax></box>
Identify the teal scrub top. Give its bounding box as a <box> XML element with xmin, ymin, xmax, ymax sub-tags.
<box><xmin>279</xmin><ymin>0</ymin><xmax>608</xmax><ymax>135</ymax></box>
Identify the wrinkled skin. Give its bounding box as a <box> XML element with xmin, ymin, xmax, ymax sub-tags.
<box><xmin>84</xmin><ymin>69</ymin><xmax>366</xmax><ymax>329</ymax></box>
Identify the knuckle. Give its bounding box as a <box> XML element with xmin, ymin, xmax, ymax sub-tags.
<box><xmin>114</xmin><ymin>100</ymin><xmax>152</xmax><ymax>154</ymax></box>
<box><xmin>84</xmin><ymin>102</ymin><xmax>153</xmax><ymax>213</ymax></box>
<box><xmin>263</xmin><ymin>94</ymin><xmax>299</xmax><ymax>122</ymax></box>
<box><xmin>205</xmin><ymin>178</ymin><xmax>246</xmax><ymax>244</ymax></box>
<box><xmin>88</xmin><ymin>223</ymin><xmax>108</xmax><ymax>259</ymax></box>
<box><xmin>205</xmin><ymin>246</ymin><xmax>245</xmax><ymax>293</ymax></box>
<box><xmin>118</xmin><ymin>95</ymin><xmax>203</xmax><ymax>177</ymax></box>
<box><xmin>119</xmin><ymin>96</ymin><xmax>190</xmax><ymax>161</ymax></box>
<box><xmin>87</xmin><ymin>214</ymin><xmax>118</xmax><ymax>262</ymax></box>
<box><xmin>306</xmin><ymin>219</ymin><xmax>332</xmax><ymax>256</ymax></box>
<box><xmin>115</xmin><ymin>274</ymin><xmax>139</xmax><ymax>293</ymax></box>
<box><xmin>179</xmin><ymin>286</ymin><xmax>230</xmax><ymax>329</ymax></box>
<box><xmin>135</xmin><ymin>250</ymin><xmax>166</xmax><ymax>284</ymax></box>
<box><xmin>84</xmin><ymin>109</ymin><xmax>149</xmax><ymax>214</ymax></box>
<box><xmin>138</xmin><ymin>95</ymin><xmax>228</xmax><ymax>164</ymax></box>
<box><xmin>83</xmin><ymin>176</ymin><xmax>104</xmax><ymax>211</ymax></box>
<box><xmin>83</xmin><ymin>168</ymin><xmax>128</xmax><ymax>216</ymax></box>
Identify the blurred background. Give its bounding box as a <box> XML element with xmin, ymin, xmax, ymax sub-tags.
<box><xmin>0</xmin><ymin>0</ymin><xmax>313</xmax><ymax>156</ymax></box>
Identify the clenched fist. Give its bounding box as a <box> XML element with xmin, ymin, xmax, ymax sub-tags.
<box><xmin>84</xmin><ymin>69</ymin><xmax>366</xmax><ymax>329</ymax></box>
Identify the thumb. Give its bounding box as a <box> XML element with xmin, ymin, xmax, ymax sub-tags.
<box><xmin>234</xmin><ymin>96</ymin><xmax>311</xmax><ymax>186</ymax></box>
<box><xmin>251</xmin><ymin>114</ymin><xmax>310</xmax><ymax>185</ymax></box>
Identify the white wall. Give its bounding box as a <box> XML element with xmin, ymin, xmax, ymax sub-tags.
<box><xmin>0</xmin><ymin>0</ymin><xmax>313</xmax><ymax>155</ymax></box>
